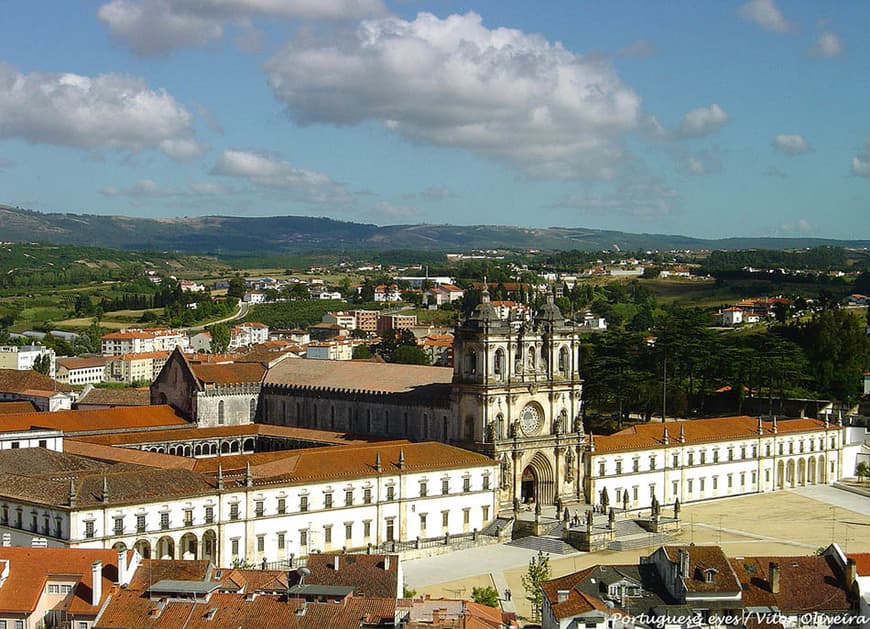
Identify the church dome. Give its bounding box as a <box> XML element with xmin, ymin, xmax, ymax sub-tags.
<box><xmin>535</xmin><ymin>292</ymin><xmax>564</xmax><ymax>324</ymax></box>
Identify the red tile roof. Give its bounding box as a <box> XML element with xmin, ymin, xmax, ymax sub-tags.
<box><xmin>264</xmin><ymin>359</ymin><xmax>452</xmax><ymax>394</ymax></box>
<box><xmin>0</xmin><ymin>369</ymin><xmax>73</xmax><ymax>394</ymax></box>
<box><xmin>304</xmin><ymin>553</ymin><xmax>399</xmax><ymax>598</ymax></box>
<box><xmin>662</xmin><ymin>545</ymin><xmax>740</xmax><ymax>594</ymax></box>
<box><xmin>189</xmin><ymin>362</ymin><xmax>266</xmax><ymax>385</ymax></box>
<box><xmin>848</xmin><ymin>553</ymin><xmax>870</xmax><ymax>576</ymax></box>
<box><xmin>76</xmin><ymin>387</ymin><xmax>151</xmax><ymax>407</ymax></box>
<box><xmin>0</xmin><ymin>405</ymin><xmax>189</xmax><ymax>435</ymax></box>
<box><xmin>590</xmin><ymin>416</ymin><xmax>831</xmax><ymax>453</ymax></box>
<box><xmin>0</xmin><ymin>401</ymin><xmax>37</xmax><ymax>415</ymax></box>
<box><xmin>730</xmin><ymin>555</ymin><xmax>850</xmax><ymax>612</ymax></box>
<box><xmin>0</xmin><ymin>547</ymin><xmax>129</xmax><ymax>615</ymax></box>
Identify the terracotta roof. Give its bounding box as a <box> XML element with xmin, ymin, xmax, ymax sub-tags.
<box><xmin>730</xmin><ymin>555</ymin><xmax>850</xmax><ymax>612</ymax></box>
<box><xmin>96</xmin><ymin>592</ymin><xmax>396</xmax><ymax>629</ymax></box>
<box><xmin>190</xmin><ymin>441</ymin><xmax>494</xmax><ymax>484</ymax></box>
<box><xmin>101</xmin><ymin>328</ymin><xmax>178</xmax><ymax>341</ymax></box>
<box><xmin>303</xmin><ymin>553</ymin><xmax>399</xmax><ymax>598</ymax></box>
<box><xmin>0</xmin><ymin>369</ymin><xmax>72</xmax><ymax>393</ymax></box>
<box><xmin>64</xmin><ymin>440</ymin><xmax>198</xmax><ymax>470</ymax></box>
<box><xmin>0</xmin><ymin>405</ymin><xmax>189</xmax><ymax>435</ymax></box>
<box><xmin>541</xmin><ymin>566</ymin><xmax>615</xmax><ymax>620</ymax></box>
<box><xmin>0</xmin><ymin>547</ymin><xmax>129</xmax><ymax>615</ymax></box>
<box><xmin>0</xmin><ymin>401</ymin><xmax>37</xmax><ymax>415</ymax></box>
<box><xmin>57</xmin><ymin>356</ymin><xmax>108</xmax><ymax>370</ymax></box>
<box><xmin>590</xmin><ymin>416</ymin><xmax>831</xmax><ymax>453</ymax></box>
<box><xmin>264</xmin><ymin>359</ymin><xmax>452</xmax><ymax>394</ymax></box>
<box><xmin>76</xmin><ymin>387</ymin><xmax>151</xmax><ymax>407</ymax></box>
<box><xmin>216</xmin><ymin>568</ymin><xmax>289</xmax><ymax>592</ymax></box>
<box><xmin>848</xmin><ymin>553</ymin><xmax>870</xmax><ymax>576</ymax></box>
<box><xmin>662</xmin><ymin>545</ymin><xmax>741</xmax><ymax>594</ymax></box>
<box><xmin>125</xmin><ymin>559</ymin><xmax>212</xmax><ymax>590</ymax></box>
<box><xmin>189</xmin><ymin>362</ymin><xmax>266</xmax><ymax>385</ymax></box>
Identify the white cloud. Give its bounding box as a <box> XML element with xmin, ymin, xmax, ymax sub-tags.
<box><xmin>265</xmin><ymin>12</ymin><xmax>643</xmax><ymax>179</ymax></box>
<box><xmin>677</xmin><ymin>104</ymin><xmax>729</xmax><ymax>139</ymax></box>
<box><xmin>212</xmin><ymin>149</ymin><xmax>333</xmax><ymax>188</ymax></box>
<box><xmin>0</xmin><ymin>63</ymin><xmax>198</xmax><ymax>159</ymax></box>
<box><xmin>98</xmin><ymin>0</ymin><xmax>386</xmax><ymax>55</ymax></box>
<box><xmin>852</xmin><ymin>147</ymin><xmax>870</xmax><ymax>177</ymax></box>
<box><xmin>159</xmin><ymin>138</ymin><xmax>207</xmax><ymax>160</ymax></box>
<box><xmin>548</xmin><ymin>177</ymin><xmax>678</xmax><ymax>219</ymax></box>
<box><xmin>810</xmin><ymin>31</ymin><xmax>843</xmax><ymax>58</ymax></box>
<box><xmin>739</xmin><ymin>0</ymin><xmax>793</xmax><ymax>33</ymax></box>
<box><xmin>771</xmin><ymin>133</ymin><xmax>810</xmax><ymax>155</ymax></box>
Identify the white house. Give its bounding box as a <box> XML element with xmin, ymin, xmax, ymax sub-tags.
<box><xmin>0</xmin><ymin>345</ymin><xmax>56</xmax><ymax>378</ymax></box>
<box><xmin>717</xmin><ymin>307</ymin><xmax>744</xmax><ymax>326</ymax></box>
<box><xmin>229</xmin><ymin>323</ymin><xmax>270</xmax><ymax>350</ymax></box>
<box><xmin>243</xmin><ymin>291</ymin><xmax>267</xmax><ymax>304</ymax></box>
<box><xmin>374</xmin><ymin>285</ymin><xmax>402</xmax><ymax>302</ymax></box>
<box><xmin>55</xmin><ymin>356</ymin><xmax>107</xmax><ymax>386</ymax></box>
<box><xmin>100</xmin><ymin>328</ymin><xmax>188</xmax><ymax>356</ymax></box>
<box><xmin>306</xmin><ymin>340</ymin><xmax>354</xmax><ymax>361</ymax></box>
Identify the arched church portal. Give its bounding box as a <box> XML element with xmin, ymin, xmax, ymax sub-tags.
<box><xmin>520</xmin><ymin>452</ymin><xmax>555</xmax><ymax>506</ymax></box>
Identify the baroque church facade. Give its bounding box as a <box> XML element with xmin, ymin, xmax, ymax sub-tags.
<box><xmin>153</xmin><ymin>291</ymin><xmax>586</xmax><ymax>513</ymax></box>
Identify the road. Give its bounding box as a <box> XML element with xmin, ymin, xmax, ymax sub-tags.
<box><xmin>185</xmin><ymin>300</ymin><xmax>249</xmax><ymax>333</ymax></box>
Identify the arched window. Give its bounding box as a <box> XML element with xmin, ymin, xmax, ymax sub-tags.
<box><xmin>496</xmin><ymin>413</ymin><xmax>505</xmax><ymax>440</ymax></box>
<box><xmin>494</xmin><ymin>348</ymin><xmax>505</xmax><ymax>376</ymax></box>
<box><xmin>217</xmin><ymin>400</ymin><xmax>225</xmax><ymax>425</ymax></box>
<box><xmin>559</xmin><ymin>347</ymin><xmax>569</xmax><ymax>373</ymax></box>
<box><xmin>466</xmin><ymin>350</ymin><xmax>477</xmax><ymax>375</ymax></box>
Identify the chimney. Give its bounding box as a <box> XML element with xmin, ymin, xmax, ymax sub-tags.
<box><xmin>846</xmin><ymin>558</ymin><xmax>857</xmax><ymax>589</ymax></box>
<box><xmin>557</xmin><ymin>589</ymin><xmax>569</xmax><ymax>603</ymax></box>
<box><xmin>334</xmin><ymin>555</ymin><xmax>340</xmax><ymax>571</ymax></box>
<box><xmin>245</xmin><ymin>461</ymin><xmax>253</xmax><ymax>487</ymax></box>
<box><xmin>101</xmin><ymin>476</ymin><xmax>109</xmax><ymax>503</ymax></box>
<box><xmin>398</xmin><ymin>449</ymin><xmax>405</xmax><ymax>470</ymax></box>
<box><xmin>375</xmin><ymin>452</ymin><xmax>382</xmax><ymax>472</ymax></box>
<box><xmin>91</xmin><ymin>560</ymin><xmax>103</xmax><ymax>605</ymax></box>
<box><xmin>662</xmin><ymin>427</ymin><xmax>669</xmax><ymax>445</ymax></box>
<box><xmin>772</xmin><ymin>417</ymin><xmax>778</xmax><ymax>435</ymax></box>
<box><xmin>69</xmin><ymin>479</ymin><xmax>77</xmax><ymax>508</ymax></box>
<box><xmin>679</xmin><ymin>424</ymin><xmax>686</xmax><ymax>444</ymax></box>
<box><xmin>679</xmin><ymin>549</ymin><xmax>690</xmax><ymax>576</ymax></box>
<box><xmin>769</xmin><ymin>562</ymin><xmax>780</xmax><ymax>594</ymax></box>
<box><xmin>384</xmin><ymin>555</ymin><xmax>391</xmax><ymax>571</ymax></box>
<box><xmin>217</xmin><ymin>464</ymin><xmax>224</xmax><ymax>490</ymax></box>
<box><xmin>757</xmin><ymin>417</ymin><xmax>764</xmax><ymax>435</ymax></box>
<box><xmin>117</xmin><ymin>549</ymin><xmax>127</xmax><ymax>585</ymax></box>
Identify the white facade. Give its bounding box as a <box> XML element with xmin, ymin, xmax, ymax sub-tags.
<box><xmin>585</xmin><ymin>418</ymin><xmax>844</xmax><ymax>510</ymax></box>
<box><xmin>718</xmin><ymin>308</ymin><xmax>744</xmax><ymax>326</ymax></box>
<box><xmin>229</xmin><ymin>323</ymin><xmax>270</xmax><ymax>350</ymax></box>
<box><xmin>0</xmin><ymin>345</ymin><xmax>56</xmax><ymax>378</ymax></box>
<box><xmin>0</xmin><ymin>451</ymin><xmax>498</xmax><ymax>568</ymax></box>
<box><xmin>55</xmin><ymin>359</ymin><xmax>106</xmax><ymax>386</ymax></box>
<box><xmin>306</xmin><ymin>341</ymin><xmax>353</xmax><ymax>361</ymax></box>
<box><xmin>100</xmin><ymin>329</ymin><xmax>188</xmax><ymax>356</ymax></box>
<box><xmin>0</xmin><ymin>429</ymin><xmax>63</xmax><ymax>452</ymax></box>
<box><xmin>322</xmin><ymin>312</ymin><xmax>357</xmax><ymax>330</ymax></box>
<box><xmin>243</xmin><ymin>291</ymin><xmax>266</xmax><ymax>304</ymax></box>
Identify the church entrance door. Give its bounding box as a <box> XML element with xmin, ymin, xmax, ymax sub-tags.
<box><xmin>521</xmin><ymin>466</ymin><xmax>537</xmax><ymax>504</ymax></box>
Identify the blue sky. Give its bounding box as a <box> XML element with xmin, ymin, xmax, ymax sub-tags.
<box><xmin>1</xmin><ymin>0</ymin><xmax>868</xmax><ymax>239</ymax></box>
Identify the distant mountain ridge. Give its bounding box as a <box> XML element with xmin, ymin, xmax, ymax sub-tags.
<box><xmin>2</xmin><ymin>204</ymin><xmax>867</xmax><ymax>254</ymax></box>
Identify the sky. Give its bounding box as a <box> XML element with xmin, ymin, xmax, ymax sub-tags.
<box><xmin>0</xmin><ymin>0</ymin><xmax>868</xmax><ymax>240</ymax></box>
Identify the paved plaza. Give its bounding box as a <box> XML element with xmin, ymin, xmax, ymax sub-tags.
<box><xmin>405</xmin><ymin>485</ymin><xmax>870</xmax><ymax>623</ymax></box>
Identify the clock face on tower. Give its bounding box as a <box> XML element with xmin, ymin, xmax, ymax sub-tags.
<box><xmin>519</xmin><ymin>404</ymin><xmax>542</xmax><ymax>435</ymax></box>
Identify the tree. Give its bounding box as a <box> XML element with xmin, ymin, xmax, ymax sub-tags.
<box><xmin>471</xmin><ymin>585</ymin><xmax>500</xmax><ymax>608</ymax></box>
<box><xmin>857</xmin><ymin>461</ymin><xmax>869</xmax><ymax>484</ymax></box>
<box><xmin>393</xmin><ymin>345</ymin><xmax>429</xmax><ymax>365</ymax></box>
<box><xmin>352</xmin><ymin>345</ymin><xmax>372</xmax><ymax>360</ymax></box>
<box><xmin>521</xmin><ymin>551</ymin><xmax>550</xmax><ymax>622</ymax></box>
<box><xmin>32</xmin><ymin>353</ymin><xmax>52</xmax><ymax>376</ymax></box>
<box><xmin>227</xmin><ymin>274</ymin><xmax>246</xmax><ymax>299</ymax></box>
<box><xmin>210</xmin><ymin>323</ymin><xmax>231</xmax><ymax>354</ymax></box>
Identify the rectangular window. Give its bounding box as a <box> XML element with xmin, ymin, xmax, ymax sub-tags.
<box><xmin>257</xmin><ymin>535</ymin><xmax>265</xmax><ymax>552</ymax></box>
<box><xmin>727</xmin><ymin>474</ymin><xmax>733</xmax><ymax>488</ymax></box>
<box><xmin>649</xmin><ymin>456</ymin><xmax>656</xmax><ymax>471</ymax></box>
<box><xmin>386</xmin><ymin>518</ymin><xmax>395</xmax><ymax>542</ymax></box>
<box><xmin>463</xmin><ymin>477</ymin><xmax>471</xmax><ymax>493</ymax></box>
<box><xmin>779</xmin><ymin>443</ymin><xmax>784</xmax><ymax>455</ymax></box>
<box><xmin>420</xmin><ymin>482</ymin><xmax>428</xmax><ymax>498</ymax></box>
<box><xmin>229</xmin><ymin>504</ymin><xmax>239</xmax><ymax>521</ymax></box>
<box><xmin>324</xmin><ymin>525</ymin><xmax>332</xmax><ymax>544</ymax></box>
<box><xmin>463</xmin><ymin>508</ymin><xmax>470</xmax><ymax>525</ymax></box>
<box><xmin>136</xmin><ymin>514</ymin><xmax>146</xmax><ymax>533</ymax></box>
<box><xmin>386</xmin><ymin>485</ymin><xmax>395</xmax><ymax>501</ymax></box>
<box><xmin>700</xmin><ymin>451</ymin><xmax>706</xmax><ymax>464</ymax></box>
<box><xmin>700</xmin><ymin>478</ymin><xmax>705</xmax><ymax>492</ymax></box>
<box><xmin>114</xmin><ymin>517</ymin><xmax>124</xmax><ymax>535</ymax></box>
<box><xmin>231</xmin><ymin>538</ymin><xmax>239</xmax><ymax>556</ymax></box>
<box><xmin>48</xmin><ymin>584</ymin><xmax>60</xmax><ymax>594</ymax></box>
<box><xmin>419</xmin><ymin>513</ymin><xmax>427</xmax><ymax>535</ymax></box>
<box><xmin>160</xmin><ymin>512</ymin><xmax>170</xmax><ymax>530</ymax></box>
<box><xmin>363</xmin><ymin>520</ymin><xmax>371</xmax><ymax>538</ymax></box>
<box><xmin>632</xmin><ymin>486</ymin><xmax>638</xmax><ymax>501</ymax></box>
<box><xmin>324</xmin><ymin>493</ymin><xmax>332</xmax><ymax>509</ymax></box>
<box><xmin>442</xmin><ymin>511</ymin><xmax>449</xmax><ymax>528</ymax></box>
<box><xmin>482</xmin><ymin>505</ymin><xmax>490</xmax><ymax>521</ymax></box>
<box><xmin>672</xmin><ymin>454</ymin><xmax>679</xmax><ymax>468</ymax></box>
<box><xmin>277</xmin><ymin>497</ymin><xmax>286</xmax><ymax>514</ymax></box>
<box><xmin>740</xmin><ymin>472</ymin><xmax>746</xmax><ymax>486</ymax></box>
<box><xmin>85</xmin><ymin>520</ymin><xmax>95</xmax><ymax>539</ymax></box>
<box><xmin>61</xmin><ymin>584</ymin><xmax>73</xmax><ymax>594</ymax></box>
<box><xmin>205</xmin><ymin>506</ymin><xmax>214</xmax><ymax>524</ymax></box>
<box><xmin>672</xmin><ymin>480</ymin><xmax>678</xmax><ymax>496</ymax></box>
<box><xmin>255</xmin><ymin>501</ymin><xmax>264</xmax><ymax>517</ymax></box>
<box><xmin>482</xmin><ymin>475</ymin><xmax>490</xmax><ymax>491</ymax></box>
<box><xmin>599</xmin><ymin>462</ymin><xmax>606</xmax><ymax>476</ymax></box>
<box><xmin>345</xmin><ymin>490</ymin><xmax>353</xmax><ymax>507</ymax></box>
<box><xmin>300</xmin><ymin>496</ymin><xmax>309</xmax><ymax>512</ymax></box>
<box><xmin>713</xmin><ymin>450</ymin><xmax>719</xmax><ymax>463</ymax></box>
<box><xmin>39</xmin><ymin>440</ymin><xmax>47</xmax><ymax>449</ymax></box>
<box><xmin>184</xmin><ymin>509</ymin><xmax>193</xmax><ymax>526</ymax></box>
<box><xmin>615</xmin><ymin>461</ymin><xmax>623</xmax><ymax>474</ymax></box>
<box><xmin>740</xmin><ymin>446</ymin><xmax>746</xmax><ymax>459</ymax></box>
<box><xmin>15</xmin><ymin>622</ymin><xmax>23</xmax><ymax>629</ymax></box>
<box><xmin>300</xmin><ymin>529</ymin><xmax>308</xmax><ymax>546</ymax></box>
<box><xmin>442</xmin><ymin>479</ymin><xmax>450</xmax><ymax>495</ymax></box>
<box><xmin>766</xmin><ymin>444</ymin><xmax>771</xmax><ymax>457</ymax></box>
<box><xmin>688</xmin><ymin>452</ymin><xmax>694</xmax><ymax>466</ymax></box>
<box><xmin>633</xmin><ymin>459</ymin><xmax>639</xmax><ymax>472</ymax></box>
<box><xmin>712</xmin><ymin>476</ymin><xmax>718</xmax><ymax>490</ymax></box>
<box><xmin>751</xmin><ymin>471</ymin><xmax>757</xmax><ymax>485</ymax></box>
<box><xmin>752</xmin><ymin>445</ymin><xmax>758</xmax><ymax>458</ymax></box>
<box><xmin>765</xmin><ymin>469</ymin><xmax>770</xmax><ymax>482</ymax></box>
<box><xmin>345</xmin><ymin>522</ymin><xmax>353</xmax><ymax>540</ymax></box>
<box><xmin>687</xmin><ymin>479</ymin><xmax>693</xmax><ymax>493</ymax></box>
<box><xmin>363</xmin><ymin>488</ymin><xmax>372</xmax><ymax>504</ymax></box>
<box><xmin>278</xmin><ymin>532</ymin><xmax>285</xmax><ymax>550</ymax></box>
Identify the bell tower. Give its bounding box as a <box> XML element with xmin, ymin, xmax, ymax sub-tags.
<box><xmin>452</xmin><ymin>286</ymin><xmax>585</xmax><ymax>512</ymax></box>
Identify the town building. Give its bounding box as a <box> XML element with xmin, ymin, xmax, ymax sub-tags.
<box><xmin>100</xmin><ymin>328</ymin><xmax>188</xmax><ymax>356</ymax></box>
<box><xmin>74</xmin><ymin>386</ymin><xmax>151</xmax><ymax>410</ymax></box>
<box><xmin>377</xmin><ymin>313</ymin><xmax>418</xmax><ymax>335</ymax></box>
<box><xmin>0</xmin><ymin>369</ymin><xmax>73</xmax><ymax>412</ymax></box>
<box><xmin>322</xmin><ymin>311</ymin><xmax>358</xmax><ymax>331</ymax></box>
<box><xmin>352</xmin><ymin>310</ymin><xmax>380</xmax><ymax>334</ymax></box>
<box><xmin>0</xmin><ymin>344</ymin><xmax>56</xmax><ymax>378</ymax></box>
<box><xmin>55</xmin><ymin>356</ymin><xmax>107</xmax><ymax>386</ymax></box>
<box><xmin>423</xmin><ymin>284</ymin><xmax>464</xmax><ymax>306</ymax></box>
<box><xmin>374</xmin><ymin>284</ymin><xmax>402</xmax><ymax>302</ymax></box>
<box><xmin>228</xmin><ymin>322</ymin><xmax>270</xmax><ymax>350</ymax></box>
<box><xmin>0</xmin><ymin>546</ymin><xmax>139</xmax><ymax>629</ymax></box>
<box><xmin>105</xmin><ymin>351</ymin><xmax>170</xmax><ymax>384</ymax></box>
<box><xmin>306</xmin><ymin>339</ymin><xmax>354</xmax><ymax>361</ymax></box>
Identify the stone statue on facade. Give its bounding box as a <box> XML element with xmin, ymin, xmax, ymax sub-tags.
<box><xmin>564</xmin><ymin>447</ymin><xmax>574</xmax><ymax>483</ymax></box>
<box><xmin>485</xmin><ymin>420</ymin><xmax>495</xmax><ymax>443</ymax></box>
<box><xmin>500</xmin><ymin>454</ymin><xmax>512</xmax><ymax>490</ymax></box>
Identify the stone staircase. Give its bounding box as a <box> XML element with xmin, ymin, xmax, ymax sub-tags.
<box><xmin>507</xmin><ymin>535</ymin><xmax>578</xmax><ymax>555</ymax></box>
<box><xmin>607</xmin><ymin>519</ymin><xmax>675</xmax><ymax>551</ymax></box>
